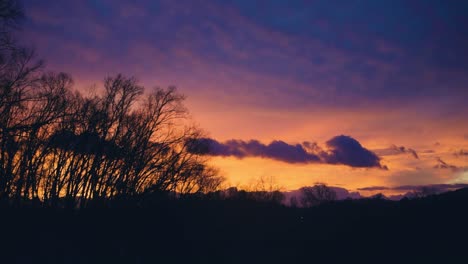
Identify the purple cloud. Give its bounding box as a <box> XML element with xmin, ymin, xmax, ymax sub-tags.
<box><xmin>434</xmin><ymin>157</ymin><xmax>459</xmax><ymax>171</ymax></box>
<box><xmin>454</xmin><ymin>150</ymin><xmax>468</xmax><ymax>157</ymax></box>
<box><xmin>323</xmin><ymin>135</ymin><xmax>385</xmax><ymax>169</ymax></box>
<box><xmin>188</xmin><ymin>135</ymin><xmax>384</xmax><ymax>168</ymax></box>
<box><xmin>373</xmin><ymin>144</ymin><xmax>419</xmax><ymax>159</ymax></box>
<box><xmin>359</xmin><ymin>184</ymin><xmax>468</xmax><ymax>195</ymax></box>
<box><xmin>187</xmin><ymin>138</ymin><xmax>321</xmax><ymax>164</ymax></box>
<box><xmin>357</xmin><ymin>186</ymin><xmax>390</xmax><ymax>191</ymax></box>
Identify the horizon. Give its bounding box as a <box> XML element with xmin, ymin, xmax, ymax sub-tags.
<box><xmin>18</xmin><ymin>0</ymin><xmax>468</xmax><ymax>196</ymax></box>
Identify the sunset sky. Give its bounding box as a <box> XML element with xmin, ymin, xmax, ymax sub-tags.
<box><xmin>20</xmin><ymin>0</ymin><xmax>468</xmax><ymax>196</ymax></box>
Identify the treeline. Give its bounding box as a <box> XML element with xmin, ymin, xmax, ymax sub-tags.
<box><xmin>165</xmin><ymin>183</ymin><xmax>339</xmax><ymax>209</ymax></box>
<box><xmin>0</xmin><ymin>0</ymin><xmax>223</xmax><ymax>208</ymax></box>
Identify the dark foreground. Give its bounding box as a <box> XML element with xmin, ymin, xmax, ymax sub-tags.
<box><xmin>2</xmin><ymin>188</ymin><xmax>468</xmax><ymax>263</ymax></box>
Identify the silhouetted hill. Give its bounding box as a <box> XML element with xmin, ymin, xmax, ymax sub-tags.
<box><xmin>423</xmin><ymin>185</ymin><xmax>468</xmax><ymax>202</ymax></box>
<box><xmin>1</xmin><ymin>188</ymin><xmax>468</xmax><ymax>263</ymax></box>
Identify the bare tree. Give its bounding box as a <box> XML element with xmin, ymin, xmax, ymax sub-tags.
<box><xmin>0</xmin><ymin>71</ymin><xmax>224</xmax><ymax>207</ymax></box>
<box><xmin>230</xmin><ymin>175</ymin><xmax>286</xmax><ymax>204</ymax></box>
<box><xmin>48</xmin><ymin>75</ymin><xmax>223</xmax><ymax>207</ymax></box>
<box><xmin>289</xmin><ymin>196</ymin><xmax>298</xmax><ymax>208</ymax></box>
<box><xmin>0</xmin><ymin>0</ymin><xmax>23</xmax><ymax>53</ymax></box>
<box><xmin>300</xmin><ymin>183</ymin><xmax>337</xmax><ymax>207</ymax></box>
<box><xmin>0</xmin><ymin>1</ymin><xmax>224</xmax><ymax>207</ymax></box>
<box><xmin>0</xmin><ymin>0</ymin><xmax>43</xmax><ymax>201</ymax></box>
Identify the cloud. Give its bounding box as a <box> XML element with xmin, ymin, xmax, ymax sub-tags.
<box><xmin>373</xmin><ymin>144</ymin><xmax>419</xmax><ymax>159</ymax></box>
<box><xmin>188</xmin><ymin>135</ymin><xmax>384</xmax><ymax>168</ymax></box>
<box><xmin>359</xmin><ymin>183</ymin><xmax>468</xmax><ymax>193</ymax></box>
<box><xmin>323</xmin><ymin>135</ymin><xmax>385</xmax><ymax>168</ymax></box>
<box><xmin>454</xmin><ymin>150</ymin><xmax>468</xmax><ymax>157</ymax></box>
<box><xmin>421</xmin><ymin>149</ymin><xmax>435</xmax><ymax>154</ymax></box>
<box><xmin>393</xmin><ymin>184</ymin><xmax>468</xmax><ymax>192</ymax></box>
<box><xmin>433</xmin><ymin>157</ymin><xmax>459</xmax><ymax>171</ymax></box>
<box><xmin>357</xmin><ymin>186</ymin><xmax>389</xmax><ymax>191</ymax></box>
<box><xmin>187</xmin><ymin>138</ymin><xmax>321</xmax><ymax>163</ymax></box>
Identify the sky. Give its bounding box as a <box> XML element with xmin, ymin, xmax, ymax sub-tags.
<box><xmin>20</xmin><ymin>0</ymin><xmax>468</xmax><ymax>196</ymax></box>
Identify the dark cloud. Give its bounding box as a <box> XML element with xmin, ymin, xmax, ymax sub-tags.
<box><xmin>357</xmin><ymin>186</ymin><xmax>389</xmax><ymax>191</ymax></box>
<box><xmin>323</xmin><ymin>135</ymin><xmax>385</xmax><ymax>169</ymax></box>
<box><xmin>302</xmin><ymin>141</ymin><xmax>327</xmax><ymax>156</ymax></box>
<box><xmin>358</xmin><ymin>184</ymin><xmax>468</xmax><ymax>201</ymax></box>
<box><xmin>433</xmin><ymin>157</ymin><xmax>459</xmax><ymax>171</ymax></box>
<box><xmin>392</xmin><ymin>184</ymin><xmax>468</xmax><ymax>192</ymax></box>
<box><xmin>408</xmin><ymin>148</ymin><xmax>419</xmax><ymax>159</ymax></box>
<box><xmin>359</xmin><ymin>184</ymin><xmax>468</xmax><ymax>193</ymax></box>
<box><xmin>454</xmin><ymin>150</ymin><xmax>468</xmax><ymax>157</ymax></box>
<box><xmin>421</xmin><ymin>150</ymin><xmax>435</xmax><ymax>154</ymax></box>
<box><xmin>186</xmin><ymin>138</ymin><xmax>321</xmax><ymax>163</ymax></box>
<box><xmin>373</xmin><ymin>145</ymin><xmax>419</xmax><ymax>159</ymax></box>
<box><xmin>188</xmin><ymin>135</ymin><xmax>384</xmax><ymax>168</ymax></box>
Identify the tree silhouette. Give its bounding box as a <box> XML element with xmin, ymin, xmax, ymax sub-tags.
<box><xmin>1</xmin><ymin>72</ymin><xmax>224</xmax><ymax>207</ymax></box>
<box><xmin>0</xmin><ymin>0</ymin><xmax>44</xmax><ymax>202</ymax></box>
<box><xmin>300</xmin><ymin>183</ymin><xmax>337</xmax><ymax>207</ymax></box>
<box><xmin>0</xmin><ymin>1</ymin><xmax>224</xmax><ymax>207</ymax></box>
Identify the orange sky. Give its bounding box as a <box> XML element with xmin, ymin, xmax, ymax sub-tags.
<box><xmin>189</xmin><ymin>101</ymin><xmax>468</xmax><ymax>195</ymax></box>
